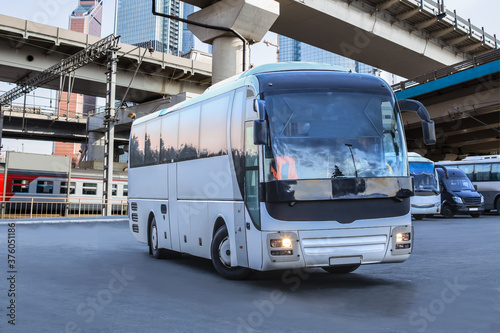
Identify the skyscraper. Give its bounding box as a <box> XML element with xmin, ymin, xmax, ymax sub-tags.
<box><xmin>54</xmin><ymin>0</ymin><xmax>102</xmax><ymax>166</ymax></box>
<box><xmin>117</xmin><ymin>0</ymin><xmax>185</xmax><ymax>56</ymax></box>
<box><xmin>279</xmin><ymin>35</ymin><xmax>380</xmax><ymax>76</ymax></box>
<box><xmin>182</xmin><ymin>3</ymin><xmax>195</xmax><ymax>55</ymax></box>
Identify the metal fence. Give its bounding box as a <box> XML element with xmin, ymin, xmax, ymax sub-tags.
<box><xmin>0</xmin><ymin>197</ymin><xmax>128</xmax><ymax>219</ymax></box>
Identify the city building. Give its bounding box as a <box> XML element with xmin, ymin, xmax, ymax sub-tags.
<box><xmin>182</xmin><ymin>3</ymin><xmax>195</xmax><ymax>55</ymax></box>
<box><xmin>117</xmin><ymin>0</ymin><xmax>187</xmax><ymax>56</ymax></box>
<box><xmin>278</xmin><ymin>35</ymin><xmax>380</xmax><ymax>76</ymax></box>
<box><xmin>54</xmin><ymin>0</ymin><xmax>103</xmax><ymax>167</ymax></box>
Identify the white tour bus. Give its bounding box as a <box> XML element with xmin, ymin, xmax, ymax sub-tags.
<box><xmin>128</xmin><ymin>63</ymin><xmax>435</xmax><ymax>279</ymax></box>
<box><xmin>408</xmin><ymin>152</ymin><xmax>441</xmax><ymax>220</ymax></box>
<box><xmin>437</xmin><ymin>155</ymin><xmax>500</xmax><ymax>213</ymax></box>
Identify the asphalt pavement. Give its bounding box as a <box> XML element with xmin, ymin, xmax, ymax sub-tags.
<box><xmin>0</xmin><ymin>214</ymin><xmax>499</xmax><ymax>333</ymax></box>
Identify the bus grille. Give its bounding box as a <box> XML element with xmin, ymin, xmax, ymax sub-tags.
<box><xmin>130</xmin><ymin>202</ymin><xmax>138</xmax><ymax>211</ymax></box>
<box><xmin>131</xmin><ymin>213</ymin><xmax>138</xmax><ymax>222</ymax></box>
<box><xmin>464</xmin><ymin>197</ymin><xmax>481</xmax><ymax>206</ymax></box>
<box><xmin>132</xmin><ymin>224</ymin><xmax>139</xmax><ymax>233</ymax></box>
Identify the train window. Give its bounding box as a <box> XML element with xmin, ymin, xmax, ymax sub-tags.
<box><xmin>123</xmin><ymin>185</ymin><xmax>128</xmax><ymax>196</ymax></box>
<box><xmin>11</xmin><ymin>179</ymin><xmax>29</xmax><ymax>193</ymax></box>
<box><xmin>60</xmin><ymin>182</ymin><xmax>76</xmax><ymax>194</ymax></box>
<box><xmin>36</xmin><ymin>181</ymin><xmax>53</xmax><ymax>194</ymax></box>
<box><xmin>112</xmin><ymin>184</ymin><xmax>117</xmax><ymax>196</ymax></box>
<box><xmin>82</xmin><ymin>183</ymin><xmax>97</xmax><ymax>195</ymax></box>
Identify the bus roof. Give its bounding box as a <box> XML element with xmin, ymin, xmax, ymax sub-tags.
<box><xmin>408</xmin><ymin>152</ymin><xmax>434</xmax><ymax>163</ymax></box>
<box><xmin>131</xmin><ymin>63</ymin><xmax>352</xmax><ymax>126</ymax></box>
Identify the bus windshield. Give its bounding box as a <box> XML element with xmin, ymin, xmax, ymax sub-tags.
<box><xmin>263</xmin><ymin>89</ymin><xmax>406</xmax><ymax>181</ymax></box>
<box><xmin>444</xmin><ymin>177</ymin><xmax>475</xmax><ymax>192</ymax></box>
<box><xmin>410</xmin><ymin>162</ymin><xmax>439</xmax><ymax>193</ymax></box>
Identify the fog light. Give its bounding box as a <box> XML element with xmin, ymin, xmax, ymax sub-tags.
<box><xmin>396</xmin><ymin>232</ymin><xmax>411</xmax><ymax>243</ymax></box>
<box><xmin>271</xmin><ymin>250</ymin><xmax>293</xmax><ymax>256</ymax></box>
<box><xmin>396</xmin><ymin>244</ymin><xmax>411</xmax><ymax>249</ymax></box>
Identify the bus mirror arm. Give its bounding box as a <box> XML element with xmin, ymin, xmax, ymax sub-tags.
<box><xmin>398</xmin><ymin>99</ymin><xmax>436</xmax><ymax>145</ymax></box>
<box><xmin>254</xmin><ymin>119</ymin><xmax>268</xmax><ymax>145</ymax></box>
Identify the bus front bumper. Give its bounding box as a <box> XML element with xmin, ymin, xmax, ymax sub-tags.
<box><xmin>260</xmin><ymin>225</ymin><xmax>412</xmax><ymax>271</ymax></box>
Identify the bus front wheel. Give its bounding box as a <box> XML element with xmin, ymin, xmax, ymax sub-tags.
<box><xmin>211</xmin><ymin>225</ymin><xmax>252</xmax><ymax>280</ymax></box>
<box><xmin>441</xmin><ymin>205</ymin><xmax>454</xmax><ymax>218</ymax></box>
<box><xmin>322</xmin><ymin>265</ymin><xmax>360</xmax><ymax>274</ymax></box>
<box><xmin>149</xmin><ymin>217</ymin><xmax>181</xmax><ymax>259</ymax></box>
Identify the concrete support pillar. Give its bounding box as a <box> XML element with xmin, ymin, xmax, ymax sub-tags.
<box><xmin>87</xmin><ymin>131</ymin><xmax>105</xmax><ymax>162</ymax></box>
<box><xmin>188</xmin><ymin>0</ymin><xmax>279</xmax><ymax>84</ymax></box>
<box><xmin>212</xmin><ymin>37</ymin><xmax>250</xmax><ymax>83</ymax></box>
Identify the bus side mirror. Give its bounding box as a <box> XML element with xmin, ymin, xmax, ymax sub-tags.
<box><xmin>398</xmin><ymin>99</ymin><xmax>436</xmax><ymax>145</ymax></box>
<box><xmin>253</xmin><ymin>99</ymin><xmax>266</xmax><ymax>120</ymax></box>
<box><xmin>253</xmin><ymin>119</ymin><xmax>268</xmax><ymax>145</ymax></box>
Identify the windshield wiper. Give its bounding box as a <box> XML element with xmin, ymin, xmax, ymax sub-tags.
<box><xmin>345</xmin><ymin>144</ymin><xmax>358</xmax><ymax>177</ymax></box>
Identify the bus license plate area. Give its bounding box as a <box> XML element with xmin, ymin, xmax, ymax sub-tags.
<box><xmin>469</xmin><ymin>208</ymin><xmax>479</xmax><ymax>211</ymax></box>
<box><xmin>329</xmin><ymin>256</ymin><xmax>362</xmax><ymax>266</ymax></box>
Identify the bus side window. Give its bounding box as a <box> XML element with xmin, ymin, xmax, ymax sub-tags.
<box><xmin>491</xmin><ymin>164</ymin><xmax>500</xmax><ymax>181</ymax></box>
<box><xmin>474</xmin><ymin>163</ymin><xmax>491</xmax><ymax>181</ymax></box>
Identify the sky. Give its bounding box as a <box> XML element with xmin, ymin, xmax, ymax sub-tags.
<box><xmin>0</xmin><ymin>0</ymin><xmax>499</xmax><ymax>153</ymax></box>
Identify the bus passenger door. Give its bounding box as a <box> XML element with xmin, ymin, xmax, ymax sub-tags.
<box><xmin>167</xmin><ymin>164</ymin><xmax>181</xmax><ymax>252</ymax></box>
<box><xmin>243</xmin><ymin>120</ymin><xmax>261</xmax><ymax>269</ymax></box>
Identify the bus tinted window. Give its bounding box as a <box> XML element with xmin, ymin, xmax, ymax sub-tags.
<box><xmin>200</xmin><ymin>94</ymin><xmax>229</xmax><ymax>158</ymax></box>
<box><xmin>491</xmin><ymin>163</ymin><xmax>500</xmax><ymax>181</ymax></box>
<box><xmin>130</xmin><ymin>124</ymin><xmax>145</xmax><ymax>168</ymax></box>
<box><xmin>474</xmin><ymin>164</ymin><xmax>491</xmax><ymax>181</ymax></box>
<box><xmin>145</xmin><ymin>121</ymin><xmax>160</xmax><ymax>166</ymax></box>
<box><xmin>457</xmin><ymin>164</ymin><xmax>474</xmax><ymax>180</ymax></box>
<box><xmin>178</xmin><ymin>106</ymin><xmax>200</xmax><ymax>162</ymax></box>
<box><xmin>160</xmin><ymin>113</ymin><xmax>179</xmax><ymax>163</ymax></box>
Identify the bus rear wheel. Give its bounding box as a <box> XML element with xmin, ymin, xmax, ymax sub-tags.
<box><xmin>211</xmin><ymin>225</ymin><xmax>252</xmax><ymax>280</ymax></box>
<box><xmin>322</xmin><ymin>264</ymin><xmax>360</xmax><ymax>274</ymax></box>
<box><xmin>149</xmin><ymin>217</ymin><xmax>181</xmax><ymax>259</ymax></box>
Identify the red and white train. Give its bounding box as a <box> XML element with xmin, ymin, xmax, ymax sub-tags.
<box><xmin>0</xmin><ymin>165</ymin><xmax>128</xmax><ymax>215</ymax></box>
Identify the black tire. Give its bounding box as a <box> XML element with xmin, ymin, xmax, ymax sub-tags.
<box><xmin>211</xmin><ymin>225</ymin><xmax>252</xmax><ymax>280</ymax></box>
<box><xmin>495</xmin><ymin>198</ymin><xmax>500</xmax><ymax>215</ymax></box>
<box><xmin>413</xmin><ymin>214</ymin><xmax>424</xmax><ymax>220</ymax></box>
<box><xmin>322</xmin><ymin>264</ymin><xmax>360</xmax><ymax>274</ymax></box>
<box><xmin>441</xmin><ymin>205</ymin><xmax>454</xmax><ymax>218</ymax></box>
<box><xmin>470</xmin><ymin>213</ymin><xmax>481</xmax><ymax>218</ymax></box>
<box><xmin>149</xmin><ymin>217</ymin><xmax>181</xmax><ymax>259</ymax></box>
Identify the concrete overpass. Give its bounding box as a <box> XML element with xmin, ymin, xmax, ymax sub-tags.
<box><xmin>394</xmin><ymin>49</ymin><xmax>500</xmax><ymax>160</ymax></box>
<box><xmin>0</xmin><ymin>14</ymin><xmax>212</xmax><ymax>104</ymax></box>
<box><xmin>185</xmin><ymin>0</ymin><xmax>498</xmax><ymax>78</ymax></box>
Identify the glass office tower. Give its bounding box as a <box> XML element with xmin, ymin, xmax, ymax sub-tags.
<box><xmin>117</xmin><ymin>0</ymin><xmax>185</xmax><ymax>56</ymax></box>
<box><xmin>279</xmin><ymin>35</ymin><xmax>380</xmax><ymax>75</ymax></box>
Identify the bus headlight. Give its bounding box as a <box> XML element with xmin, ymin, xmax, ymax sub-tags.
<box><xmin>270</xmin><ymin>238</ymin><xmax>293</xmax><ymax>248</ymax></box>
<box><xmin>452</xmin><ymin>196</ymin><xmax>463</xmax><ymax>204</ymax></box>
<box><xmin>396</xmin><ymin>232</ymin><xmax>411</xmax><ymax>243</ymax></box>
<box><xmin>480</xmin><ymin>195</ymin><xmax>484</xmax><ymax>203</ymax></box>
